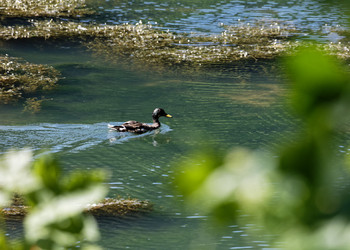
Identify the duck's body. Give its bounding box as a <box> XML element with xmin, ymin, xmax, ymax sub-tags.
<box><xmin>108</xmin><ymin>108</ymin><xmax>172</xmax><ymax>133</ymax></box>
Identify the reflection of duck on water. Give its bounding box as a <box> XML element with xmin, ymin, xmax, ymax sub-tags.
<box><xmin>108</xmin><ymin>108</ymin><xmax>172</xmax><ymax>134</ymax></box>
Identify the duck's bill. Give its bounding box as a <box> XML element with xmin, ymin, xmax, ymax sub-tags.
<box><xmin>166</xmin><ymin>114</ymin><xmax>172</xmax><ymax>118</ymax></box>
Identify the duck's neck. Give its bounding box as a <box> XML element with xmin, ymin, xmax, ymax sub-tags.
<box><xmin>151</xmin><ymin>117</ymin><xmax>161</xmax><ymax>128</ymax></box>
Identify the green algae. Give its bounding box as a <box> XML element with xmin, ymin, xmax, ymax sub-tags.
<box><xmin>0</xmin><ymin>55</ymin><xmax>60</xmax><ymax>110</ymax></box>
<box><xmin>85</xmin><ymin>21</ymin><xmax>298</xmax><ymax>67</ymax></box>
<box><xmin>0</xmin><ymin>0</ymin><xmax>93</xmax><ymax>18</ymax></box>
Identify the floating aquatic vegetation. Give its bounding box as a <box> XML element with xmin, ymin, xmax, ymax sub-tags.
<box><xmin>0</xmin><ymin>20</ymin><xmax>177</xmax><ymax>45</ymax></box>
<box><xmin>1</xmin><ymin>196</ymin><xmax>152</xmax><ymax>218</ymax></box>
<box><xmin>0</xmin><ymin>20</ymin><xmax>95</xmax><ymax>40</ymax></box>
<box><xmin>86</xmin><ymin>22</ymin><xmax>350</xmax><ymax>67</ymax></box>
<box><xmin>87</xmin><ymin>198</ymin><xmax>152</xmax><ymax>217</ymax></box>
<box><xmin>0</xmin><ymin>19</ymin><xmax>301</xmax><ymax>78</ymax></box>
<box><xmin>320</xmin><ymin>41</ymin><xmax>350</xmax><ymax>60</ymax></box>
<box><xmin>0</xmin><ymin>0</ymin><xmax>93</xmax><ymax>18</ymax></box>
<box><xmin>86</xmin><ymin>21</ymin><xmax>299</xmax><ymax>70</ymax></box>
<box><xmin>1</xmin><ymin>17</ymin><xmax>350</xmax><ymax>69</ymax></box>
<box><xmin>220</xmin><ymin>22</ymin><xmax>295</xmax><ymax>44</ymax></box>
<box><xmin>0</xmin><ymin>55</ymin><xmax>60</xmax><ymax>105</ymax></box>
<box><xmin>0</xmin><ymin>20</ymin><xmax>301</xmax><ymax>68</ymax></box>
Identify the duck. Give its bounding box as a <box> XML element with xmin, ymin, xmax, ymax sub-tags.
<box><xmin>108</xmin><ymin>108</ymin><xmax>172</xmax><ymax>133</ymax></box>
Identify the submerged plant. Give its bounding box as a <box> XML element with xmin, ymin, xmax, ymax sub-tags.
<box><xmin>0</xmin><ymin>55</ymin><xmax>60</xmax><ymax>106</ymax></box>
<box><xmin>23</xmin><ymin>97</ymin><xmax>44</xmax><ymax>113</ymax></box>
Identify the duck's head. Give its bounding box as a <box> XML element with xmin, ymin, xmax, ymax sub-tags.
<box><xmin>153</xmin><ymin>108</ymin><xmax>172</xmax><ymax>119</ymax></box>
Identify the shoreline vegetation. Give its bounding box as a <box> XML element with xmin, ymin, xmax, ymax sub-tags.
<box><xmin>1</xmin><ymin>1</ymin><xmax>350</xmax><ymax>111</ymax></box>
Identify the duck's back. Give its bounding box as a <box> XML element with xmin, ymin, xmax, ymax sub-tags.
<box><xmin>108</xmin><ymin>120</ymin><xmax>151</xmax><ymax>133</ymax></box>
<box><xmin>123</xmin><ymin>120</ymin><xmax>142</xmax><ymax>127</ymax></box>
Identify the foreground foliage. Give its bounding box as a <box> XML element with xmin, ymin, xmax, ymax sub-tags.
<box><xmin>0</xmin><ymin>149</ymin><xmax>107</xmax><ymax>249</ymax></box>
<box><xmin>175</xmin><ymin>47</ymin><xmax>350</xmax><ymax>249</ymax></box>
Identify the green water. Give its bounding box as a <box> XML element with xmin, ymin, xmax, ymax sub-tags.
<box><xmin>1</xmin><ymin>0</ymin><xmax>348</xmax><ymax>249</ymax></box>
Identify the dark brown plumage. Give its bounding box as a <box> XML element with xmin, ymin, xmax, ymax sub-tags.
<box><xmin>108</xmin><ymin>108</ymin><xmax>172</xmax><ymax>133</ymax></box>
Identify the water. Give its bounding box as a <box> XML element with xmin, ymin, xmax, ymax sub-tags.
<box><xmin>91</xmin><ymin>0</ymin><xmax>349</xmax><ymax>39</ymax></box>
<box><xmin>0</xmin><ymin>0</ymin><xmax>348</xmax><ymax>249</ymax></box>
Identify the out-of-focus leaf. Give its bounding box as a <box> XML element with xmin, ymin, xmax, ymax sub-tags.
<box><xmin>286</xmin><ymin>47</ymin><xmax>349</xmax><ymax>118</ymax></box>
<box><xmin>0</xmin><ymin>149</ymin><xmax>107</xmax><ymax>249</ymax></box>
<box><xmin>0</xmin><ymin>192</ymin><xmax>10</xmax><ymax>207</ymax></box>
<box><xmin>24</xmin><ymin>184</ymin><xmax>107</xmax><ymax>247</ymax></box>
<box><xmin>176</xmin><ymin>147</ymin><xmax>275</xmax><ymax>222</ymax></box>
<box><xmin>32</xmin><ymin>154</ymin><xmax>61</xmax><ymax>194</ymax></box>
<box><xmin>63</xmin><ymin>170</ymin><xmax>106</xmax><ymax>192</ymax></box>
<box><xmin>279</xmin><ymin>135</ymin><xmax>322</xmax><ymax>185</ymax></box>
<box><xmin>281</xmin><ymin>217</ymin><xmax>350</xmax><ymax>250</ymax></box>
<box><xmin>0</xmin><ymin>233</ymin><xmax>9</xmax><ymax>250</ymax></box>
<box><xmin>174</xmin><ymin>148</ymin><xmax>223</xmax><ymax>198</ymax></box>
<box><xmin>0</xmin><ymin>149</ymin><xmax>39</xmax><ymax>197</ymax></box>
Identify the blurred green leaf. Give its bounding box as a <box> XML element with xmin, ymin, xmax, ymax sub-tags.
<box><xmin>174</xmin><ymin>148</ymin><xmax>224</xmax><ymax>198</ymax></box>
<box><xmin>175</xmin><ymin>147</ymin><xmax>275</xmax><ymax>223</ymax></box>
<box><xmin>279</xmin><ymin>135</ymin><xmax>322</xmax><ymax>185</ymax></box>
<box><xmin>286</xmin><ymin>47</ymin><xmax>349</xmax><ymax>118</ymax></box>
<box><xmin>0</xmin><ymin>149</ymin><xmax>39</xmax><ymax>197</ymax></box>
<box><xmin>24</xmin><ymin>183</ymin><xmax>107</xmax><ymax>247</ymax></box>
<box><xmin>0</xmin><ymin>149</ymin><xmax>107</xmax><ymax>249</ymax></box>
<box><xmin>63</xmin><ymin>170</ymin><xmax>107</xmax><ymax>193</ymax></box>
<box><xmin>33</xmin><ymin>154</ymin><xmax>61</xmax><ymax>194</ymax></box>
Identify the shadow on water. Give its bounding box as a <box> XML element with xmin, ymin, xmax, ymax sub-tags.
<box><xmin>0</xmin><ymin>123</ymin><xmax>172</xmax><ymax>155</ymax></box>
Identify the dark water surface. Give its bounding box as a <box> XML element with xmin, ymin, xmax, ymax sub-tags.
<box><xmin>0</xmin><ymin>0</ymin><xmax>348</xmax><ymax>249</ymax></box>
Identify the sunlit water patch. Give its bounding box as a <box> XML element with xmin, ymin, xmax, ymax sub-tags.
<box><xmin>0</xmin><ymin>123</ymin><xmax>172</xmax><ymax>155</ymax></box>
